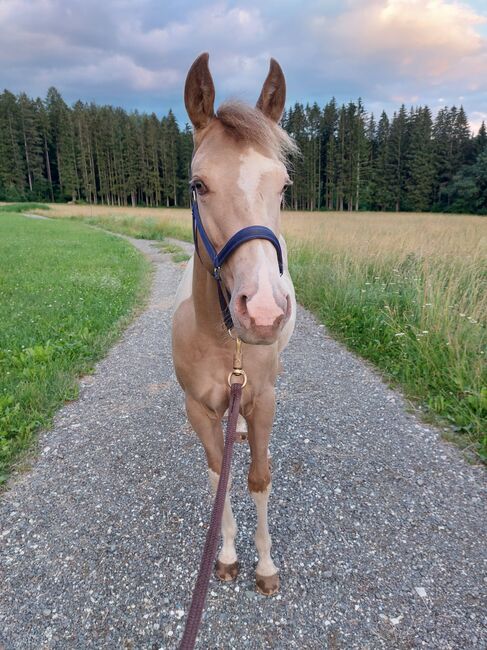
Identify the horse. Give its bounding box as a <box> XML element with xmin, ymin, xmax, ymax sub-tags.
<box><xmin>172</xmin><ymin>52</ymin><xmax>297</xmax><ymax>596</ymax></box>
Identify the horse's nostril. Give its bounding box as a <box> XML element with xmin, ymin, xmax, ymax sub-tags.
<box><xmin>236</xmin><ymin>294</ymin><xmax>248</xmax><ymax>316</ymax></box>
<box><xmin>274</xmin><ymin>314</ymin><xmax>283</xmax><ymax>328</ymax></box>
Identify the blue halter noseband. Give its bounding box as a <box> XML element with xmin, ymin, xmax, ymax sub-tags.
<box><xmin>191</xmin><ymin>187</ymin><xmax>284</xmax><ymax>330</ymax></box>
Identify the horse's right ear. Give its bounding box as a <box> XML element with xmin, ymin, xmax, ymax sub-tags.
<box><xmin>184</xmin><ymin>52</ymin><xmax>215</xmax><ymax>130</ymax></box>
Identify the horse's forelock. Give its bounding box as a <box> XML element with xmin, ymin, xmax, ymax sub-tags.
<box><xmin>215</xmin><ymin>101</ymin><xmax>298</xmax><ymax>165</ymax></box>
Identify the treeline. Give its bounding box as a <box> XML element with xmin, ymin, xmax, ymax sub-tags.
<box><xmin>0</xmin><ymin>88</ymin><xmax>192</xmax><ymax>207</ymax></box>
<box><xmin>1</xmin><ymin>87</ymin><xmax>486</xmax><ymax>213</ymax></box>
<box><xmin>283</xmin><ymin>101</ymin><xmax>487</xmax><ymax>213</ymax></box>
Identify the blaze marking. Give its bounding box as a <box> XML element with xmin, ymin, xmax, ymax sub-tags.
<box><xmin>237</xmin><ymin>148</ymin><xmax>281</xmax><ymax>204</ymax></box>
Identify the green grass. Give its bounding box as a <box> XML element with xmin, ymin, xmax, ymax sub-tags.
<box><xmin>0</xmin><ymin>214</ymin><xmax>150</xmax><ymax>483</ymax></box>
<box><xmin>0</xmin><ymin>202</ymin><xmax>51</xmax><ymax>213</ymax></box>
<box><xmin>288</xmin><ymin>243</ymin><xmax>486</xmax><ymax>460</ymax></box>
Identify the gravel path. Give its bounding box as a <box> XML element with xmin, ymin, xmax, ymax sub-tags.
<box><xmin>0</xmin><ymin>238</ymin><xmax>485</xmax><ymax>650</ymax></box>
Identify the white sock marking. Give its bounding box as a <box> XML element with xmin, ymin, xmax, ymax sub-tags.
<box><xmin>251</xmin><ymin>484</ymin><xmax>278</xmax><ymax>576</ymax></box>
<box><xmin>208</xmin><ymin>468</ymin><xmax>237</xmax><ymax>564</ymax></box>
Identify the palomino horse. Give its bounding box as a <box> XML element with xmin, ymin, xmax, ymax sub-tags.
<box><xmin>172</xmin><ymin>53</ymin><xmax>297</xmax><ymax>596</ymax></box>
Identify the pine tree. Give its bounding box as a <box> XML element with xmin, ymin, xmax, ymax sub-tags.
<box><xmin>178</xmin><ymin>123</ymin><xmax>194</xmax><ymax>206</ymax></box>
<box><xmin>351</xmin><ymin>99</ymin><xmax>369</xmax><ymax>211</ymax></box>
<box><xmin>321</xmin><ymin>99</ymin><xmax>338</xmax><ymax>210</ymax></box>
<box><xmin>475</xmin><ymin>121</ymin><xmax>486</xmax><ymax>156</ymax></box>
<box><xmin>46</xmin><ymin>87</ymin><xmax>78</xmax><ymax>201</ymax></box>
<box><xmin>404</xmin><ymin>107</ymin><xmax>434</xmax><ymax>211</ymax></box>
<box><xmin>387</xmin><ymin>105</ymin><xmax>409</xmax><ymax>211</ymax></box>
<box><xmin>370</xmin><ymin>112</ymin><xmax>392</xmax><ymax>210</ymax></box>
<box><xmin>361</xmin><ymin>113</ymin><xmax>376</xmax><ymax>209</ymax></box>
<box><xmin>36</xmin><ymin>98</ymin><xmax>54</xmax><ymax>201</ymax></box>
<box><xmin>335</xmin><ymin>105</ymin><xmax>347</xmax><ymax>211</ymax></box>
<box><xmin>0</xmin><ymin>91</ymin><xmax>26</xmax><ymax>200</ymax></box>
<box><xmin>18</xmin><ymin>93</ymin><xmax>44</xmax><ymax>197</ymax></box>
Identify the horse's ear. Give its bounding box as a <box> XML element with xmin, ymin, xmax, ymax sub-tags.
<box><xmin>256</xmin><ymin>58</ymin><xmax>286</xmax><ymax>123</ymax></box>
<box><xmin>184</xmin><ymin>52</ymin><xmax>215</xmax><ymax>130</ymax></box>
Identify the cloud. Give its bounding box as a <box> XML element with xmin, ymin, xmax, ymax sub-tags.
<box><xmin>309</xmin><ymin>0</ymin><xmax>487</xmax><ymax>85</ymax></box>
<box><xmin>0</xmin><ymin>0</ymin><xmax>272</xmax><ymax>108</ymax></box>
<box><xmin>0</xmin><ymin>0</ymin><xmax>485</xmax><ymax>129</ymax></box>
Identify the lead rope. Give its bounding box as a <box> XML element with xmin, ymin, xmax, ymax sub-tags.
<box><xmin>179</xmin><ymin>338</ymin><xmax>247</xmax><ymax>650</ymax></box>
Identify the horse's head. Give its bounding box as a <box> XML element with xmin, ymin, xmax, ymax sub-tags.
<box><xmin>185</xmin><ymin>53</ymin><xmax>297</xmax><ymax>345</ymax></box>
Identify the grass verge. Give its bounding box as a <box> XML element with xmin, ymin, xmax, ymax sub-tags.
<box><xmin>0</xmin><ymin>213</ymin><xmax>150</xmax><ymax>483</ymax></box>
<box><xmin>65</xmin><ymin>213</ymin><xmax>192</xmax><ymax>243</ymax></box>
<box><xmin>0</xmin><ymin>202</ymin><xmax>51</xmax><ymax>213</ymax></box>
<box><xmin>288</xmin><ymin>240</ymin><xmax>486</xmax><ymax>461</ymax></box>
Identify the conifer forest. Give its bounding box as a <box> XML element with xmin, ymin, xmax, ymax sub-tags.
<box><xmin>1</xmin><ymin>87</ymin><xmax>486</xmax><ymax>214</ymax></box>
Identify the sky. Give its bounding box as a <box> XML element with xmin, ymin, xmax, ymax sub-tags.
<box><xmin>1</xmin><ymin>0</ymin><xmax>486</xmax><ymax>132</ymax></box>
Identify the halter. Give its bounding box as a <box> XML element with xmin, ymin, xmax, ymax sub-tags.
<box><xmin>191</xmin><ymin>187</ymin><xmax>284</xmax><ymax>330</ymax></box>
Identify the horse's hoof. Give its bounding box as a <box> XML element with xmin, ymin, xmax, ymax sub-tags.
<box><xmin>256</xmin><ymin>572</ymin><xmax>280</xmax><ymax>596</ymax></box>
<box><xmin>215</xmin><ymin>559</ymin><xmax>239</xmax><ymax>582</ymax></box>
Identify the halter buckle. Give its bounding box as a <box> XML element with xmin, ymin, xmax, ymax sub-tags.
<box><xmin>213</xmin><ymin>266</ymin><xmax>222</xmax><ymax>280</ymax></box>
<box><xmin>227</xmin><ymin>337</ymin><xmax>247</xmax><ymax>388</ymax></box>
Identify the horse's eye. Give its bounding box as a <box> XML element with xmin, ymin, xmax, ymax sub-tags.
<box><xmin>193</xmin><ymin>180</ymin><xmax>207</xmax><ymax>195</ymax></box>
<box><xmin>281</xmin><ymin>183</ymin><xmax>290</xmax><ymax>194</ymax></box>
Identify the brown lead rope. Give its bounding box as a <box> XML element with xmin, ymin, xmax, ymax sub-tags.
<box><xmin>179</xmin><ymin>381</ymin><xmax>243</xmax><ymax>650</ymax></box>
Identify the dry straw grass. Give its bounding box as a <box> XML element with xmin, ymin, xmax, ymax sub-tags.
<box><xmin>283</xmin><ymin>210</ymin><xmax>487</xmax><ymax>332</ymax></box>
<box><xmin>41</xmin><ymin>204</ymin><xmax>485</xmax><ymax>260</ymax></box>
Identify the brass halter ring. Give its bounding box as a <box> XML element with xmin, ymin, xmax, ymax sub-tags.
<box><xmin>227</xmin><ymin>368</ymin><xmax>248</xmax><ymax>388</ymax></box>
<box><xmin>227</xmin><ymin>335</ymin><xmax>247</xmax><ymax>388</ymax></box>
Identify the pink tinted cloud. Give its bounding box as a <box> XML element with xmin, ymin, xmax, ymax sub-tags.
<box><xmin>310</xmin><ymin>0</ymin><xmax>487</xmax><ymax>87</ymax></box>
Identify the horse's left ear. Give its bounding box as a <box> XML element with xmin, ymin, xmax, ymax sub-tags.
<box><xmin>256</xmin><ymin>58</ymin><xmax>286</xmax><ymax>123</ymax></box>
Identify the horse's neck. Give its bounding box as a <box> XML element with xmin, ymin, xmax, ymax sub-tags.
<box><xmin>192</xmin><ymin>255</ymin><xmax>225</xmax><ymax>336</ymax></box>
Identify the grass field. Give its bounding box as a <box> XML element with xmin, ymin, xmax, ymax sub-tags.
<box><xmin>0</xmin><ymin>213</ymin><xmax>150</xmax><ymax>482</ymax></box>
<box><xmin>20</xmin><ymin>203</ymin><xmax>487</xmax><ymax>461</ymax></box>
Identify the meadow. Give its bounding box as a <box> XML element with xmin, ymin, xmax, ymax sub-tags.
<box><xmin>8</xmin><ymin>203</ymin><xmax>487</xmax><ymax>461</ymax></box>
<box><xmin>0</xmin><ymin>210</ymin><xmax>150</xmax><ymax>482</ymax></box>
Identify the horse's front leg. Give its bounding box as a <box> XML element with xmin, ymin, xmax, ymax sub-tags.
<box><xmin>185</xmin><ymin>394</ymin><xmax>239</xmax><ymax>581</ymax></box>
<box><xmin>246</xmin><ymin>387</ymin><xmax>279</xmax><ymax>596</ymax></box>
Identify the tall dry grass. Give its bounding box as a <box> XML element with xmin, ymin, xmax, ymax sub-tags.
<box><xmin>37</xmin><ymin>204</ymin><xmax>192</xmax><ymax>241</ymax></box>
<box><xmin>36</xmin><ymin>204</ymin><xmax>487</xmax><ymax>458</ymax></box>
<box><xmin>283</xmin><ymin>211</ymin><xmax>486</xmax><ymax>457</ymax></box>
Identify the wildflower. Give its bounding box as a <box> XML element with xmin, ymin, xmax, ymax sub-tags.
<box><xmin>422</xmin><ymin>330</ymin><xmax>429</xmax><ymax>334</ymax></box>
<box><xmin>395</xmin><ymin>333</ymin><xmax>406</xmax><ymax>337</ymax></box>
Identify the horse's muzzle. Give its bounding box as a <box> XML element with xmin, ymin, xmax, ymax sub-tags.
<box><xmin>232</xmin><ymin>290</ymin><xmax>291</xmax><ymax>345</ymax></box>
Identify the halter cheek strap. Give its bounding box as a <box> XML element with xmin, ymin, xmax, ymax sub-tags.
<box><xmin>191</xmin><ymin>190</ymin><xmax>284</xmax><ymax>330</ymax></box>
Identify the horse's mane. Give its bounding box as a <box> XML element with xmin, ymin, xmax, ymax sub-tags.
<box><xmin>215</xmin><ymin>100</ymin><xmax>298</xmax><ymax>164</ymax></box>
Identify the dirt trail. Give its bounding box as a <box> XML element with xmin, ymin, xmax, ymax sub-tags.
<box><xmin>0</xmin><ymin>237</ymin><xmax>485</xmax><ymax>649</ymax></box>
